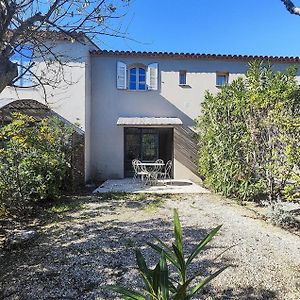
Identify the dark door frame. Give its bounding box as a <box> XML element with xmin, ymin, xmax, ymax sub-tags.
<box><xmin>123</xmin><ymin>127</ymin><xmax>174</xmax><ymax>178</ymax></box>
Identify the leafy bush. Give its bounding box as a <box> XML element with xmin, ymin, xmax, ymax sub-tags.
<box><xmin>265</xmin><ymin>199</ymin><xmax>298</xmax><ymax>228</ymax></box>
<box><xmin>196</xmin><ymin>61</ymin><xmax>300</xmax><ymax>202</ymax></box>
<box><xmin>0</xmin><ymin>113</ymin><xmax>74</xmax><ymax>212</ymax></box>
<box><xmin>105</xmin><ymin>209</ymin><xmax>227</xmax><ymax>299</ymax></box>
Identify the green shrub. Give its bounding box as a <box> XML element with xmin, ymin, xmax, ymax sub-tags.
<box><xmin>0</xmin><ymin>113</ymin><xmax>74</xmax><ymax>212</ymax></box>
<box><xmin>196</xmin><ymin>61</ymin><xmax>300</xmax><ymax>202</ymax></box>
<box><xmin>104</xmin><ymin>209</ymin><xmax>227</xmax><ymax>299</ymax></box>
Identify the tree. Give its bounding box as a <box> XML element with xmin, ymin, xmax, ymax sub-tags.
<box><xmin>281</xmin><ymin>0</ymin><xmax>300</xmax><ymax>15</ymax></box>
<box><xmin>0</xmin><ymin>113</ymin><xmax>74</xmax><ymax>213</ymax></box>
<box><xmin>0</xmin><ymin>0</ymin><xmax>130</xmax><ymax>94</ymax></box>
<box><xmin>196</xmin><ymin>61</ymin><xmax>300</xmax><ymax>202</ymax></box>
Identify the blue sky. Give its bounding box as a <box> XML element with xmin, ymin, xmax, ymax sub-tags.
<box><xmin>99</xmin><ymin>0</ymin><xmax>300</xmax><ymax>57</ymax></box>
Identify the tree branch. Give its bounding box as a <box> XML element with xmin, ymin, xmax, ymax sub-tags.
<box><xmin>281</xmin><ymin>0</ymin><xmax>300</xmax><ymax>15</ymax></box>
<box><xmin>0</xmin><ymin>0</ymin><xmax>132</xmax><ymax>95</ymax></box>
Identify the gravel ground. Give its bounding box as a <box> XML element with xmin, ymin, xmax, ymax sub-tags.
<box><xmin>1</xmin><ymin>193</ymin><xmax>300</xmax><ymax>299</ymax></box>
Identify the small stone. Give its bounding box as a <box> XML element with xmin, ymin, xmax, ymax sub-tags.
<box><xmin>4</xmin><ymin>229</ymin><xmax>37</xmax><ymax>250</ymax></box>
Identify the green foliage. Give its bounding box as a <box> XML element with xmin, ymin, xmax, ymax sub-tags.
<box><xmin>0</xmin><ymin>113</ymin><xmax>74</xmax><ymax>212</ymax></box>
<box><xmin>196</xmin><ymin>61</ymin><xmax>300</xmax><ymax>202</ymax></box>
<box><xmin>104</xmin><ymin>209</ymin><xmax>227</xmax><ymax>299</ymax></box>
<box><xmin>47</xmin><ymin>202</ymin><xmax>86</xmax><ymax>214</ymax></box>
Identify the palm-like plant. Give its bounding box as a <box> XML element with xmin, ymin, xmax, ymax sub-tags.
<box><xmin>104</xmin><ymin>209</ymin><xmax>228</xmax><ymax>299</ymax></box>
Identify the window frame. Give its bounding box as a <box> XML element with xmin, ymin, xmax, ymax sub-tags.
<box><xmin>216</xmin><ymin>72</ymin><xmax>229</xmax><ymax>87</ymax></box>
<box><xmin>128</xmin><ymin>64</ymin><xmax>147</xmax><ymax>91</ymax></box>
<box><xmin>179</xmin><ymin>70</ymin><xmax>187</xmax><ymax>86</ymax></box>
<box><xmin>11</xmin><ymin>45</ymin><xmax>34</xmax><ymax>88</ymax></box>
<box><xmin>117</xmin><ymin>61</ymin><xmax>159</xmax><ymax>91</ymax></box>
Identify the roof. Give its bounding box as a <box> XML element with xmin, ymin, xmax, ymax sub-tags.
<box><xmin>90</xmin><ymin>50</ymin><xmax>300</xmax><ymax>63</ymax></box>
<box><xmin>5</xmin><ymin>30</ymin><xmax>100</xmax><ymax>50</ymax></box>
<box><xmin>34</xmin><ymin>31</ymin><xmax>87</xmax><ymax>42</ymax></box>
<box><xmin>34</xmin><ymin>31</ymin><xmax>99</xmax><ymax>49</ymax></box>
<box><xmin>6</xmin><ymin>29</ymin><xmax>86</xmax><ymax>42</ymax></box>
<box><xmin>0</xmin><ymin>98</ymin><xmax>84</xmax><ymax>134</ymax></box>
<box><xmin>0</xmin><ymin>98</ymin><xmax>52</xmax><ymax>123</ymax></box>
<box><xmin>0</xmin><ymin>98</ymin><xmax>17</xmax><ymax>109</ymax></box>
<box><xmin>117</xmin><ymin>117</ymin><xmax>183</xmax><ymax>126</ymax></box>
<box><xmin>0</xmin><ymin>98</ymin><xmax>50</xmax><ymax>110</ymax></box>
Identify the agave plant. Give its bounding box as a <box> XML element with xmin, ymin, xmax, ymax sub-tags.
<box><xmin>104</xmin><ymin>209</ymin><xmax>228</xmax><ymax>299</ymax></box>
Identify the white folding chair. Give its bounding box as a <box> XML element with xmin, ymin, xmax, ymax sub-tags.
<box><xmin>150</xmin><ymin>159</ymin><xmax>164</xmax><ymax>184</ymax></box>
<box><xmin>132</xmin><ymin>159</ymin><xmax>149</xmax><ymax>183</ymax></box>
<box><xmin>164</xmin><ymin>160</ymin><xmax>172</xmax><ymax>180</ymax></box>
<box><xmin>158</xmin><ymin>160</ymin><xmax>172</xmax><ymax>183</ymax></box>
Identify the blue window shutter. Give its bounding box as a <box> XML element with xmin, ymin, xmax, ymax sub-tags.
<box><xmin>117</xmin><ymin>61</ymin><xmax>127</xmax><ymax>89</ymax></box>
<box><xmin>146</xmin><ymin>63</ymin><xmax>158</xmax><ymax>90</ymax></box>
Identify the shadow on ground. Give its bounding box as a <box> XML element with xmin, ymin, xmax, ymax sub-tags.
<box><xmin>0</xmin><ymin>194</ymin><xmax>278</xmax><ymax>300</ymax></box>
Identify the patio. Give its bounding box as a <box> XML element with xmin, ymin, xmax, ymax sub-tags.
<box><xmin>93</xmin><ymin>178</ymin><xmax>210</xmax><ymax>194</ymax></box>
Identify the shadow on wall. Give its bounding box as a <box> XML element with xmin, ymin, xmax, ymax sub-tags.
<box><xmin>91</xmin><ymin>89</ymin><xmax>200</xmax><ymax>181</ymax></box>
<box><xmin>174</xmin><ymin>126</ymin><xmax>199</xmax><ymax>177</ymax></box>
<box><xmin>71</xmin><ymin>132</ymin><xmax>85</xmax><ymax>189</ymax></box>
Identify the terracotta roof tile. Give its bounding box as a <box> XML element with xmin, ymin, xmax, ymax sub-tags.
<box><xmin>90</xmin><ymin>49</ymin><xmax>300</xmax><ymax>63</ymax></box>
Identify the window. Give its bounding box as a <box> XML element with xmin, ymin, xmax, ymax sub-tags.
<box><xmin>216</xmin><ymin>72</ymin><xmax>228</xmax><ymax>87</ymax></box>
<box><xmin>179</xmin><ymin>70</ymin><xmax>187</xmax><ymax>85</ymax></box>
<box><xmin>11</xmin><ymin>45</ymin><xmax>33</xmax><ymax>87</ymax></box>
<box><xmin>129</xmin><ymin>67</ymin><xmax>146</xmax><ymax>90</ymax></box>
<box><xmin>116</xmin><ymin>61</ymin><xmax>158</xmax><ymax>91</ymax></box>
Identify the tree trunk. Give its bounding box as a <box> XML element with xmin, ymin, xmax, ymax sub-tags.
<box><xmin>0</xmin><ymin>56</ymin><xmax>18</xmax><ymax>94</ymax></box>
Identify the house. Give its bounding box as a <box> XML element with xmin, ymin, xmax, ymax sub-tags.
<box><xmin>2</xmin><ymin>36</ymin><xmax>300</xmax><ymax>183</ymax></box>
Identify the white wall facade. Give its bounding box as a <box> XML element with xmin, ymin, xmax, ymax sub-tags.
<box><xmin>88</xmin><ymin>53</ymin><xmax>300</xmax><ymax>182</ymax></box>
<box><xmin>3</xmin><ymin>45</ymin><xmax>300</xmax><ymax>183</ymax></box>
<box><xmin>1</xmin><ymin>40</ymin><xmax>93</xmax><ymax>130</ymax></box>
<box><xmin>1</xmin><ymin>40</ymin><xmax>95</xmax><ymax>182</ymax></box>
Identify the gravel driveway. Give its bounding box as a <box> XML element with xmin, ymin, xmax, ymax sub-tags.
<box><xmin>1</xmin><ymin>193</ymin><xmax>300</xmax><ymax>299</ymax></box>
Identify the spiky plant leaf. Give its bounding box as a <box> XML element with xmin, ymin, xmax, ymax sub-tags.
<box><xmin>152</xmin><ymin>260</ymin><xmax>161</xmax><ymax>295</ymax></box>
<box><xmin>154</xmin><ymin>237</ymin><xmax>175</xmax><ymax>257</ymax></box>
<box><xmin>172</xmin><ymin>243</ymin><xmax>186</xmax><ymax>282</ymax></box>
<box><xmin>187</xmin><ymin>266</ymin><xmax>228</xmax><ymax>299</ymax></box>
<box><xmin>159</xmin><ymin>251</ymin><xmax>169</xmax><ymax>300</ymax></box>
<box><xmin>173</xmin><ymin>277</ymin><xmax>194</xmax><ymax>300</ymax></box>
<box><xmin>103</xmin><ymin>285</ymin><xmax>147</xmax><ymax>300</ymax></box>
<box><xmin>173</xmin><ymin>209</ymin><xmax>183</xmax><ymax>254</ymax></box>
<box><xmin>135</xmin><ymin>249</ymin><xmax>154</xmax><ymax>292</ymax></box>
<box><xmin>147</xmin><ymin>242</ymin><xmax>180</xmax><ymax>269</ymax></box>
<box><xmin>186</xmin><ymin>225</ymin><xmax>222</xmax><ymax>266</ymax></box>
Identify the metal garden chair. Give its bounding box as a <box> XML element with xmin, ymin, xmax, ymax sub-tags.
<box><xmin>132</xmin><ymin>159</ymin><xmax>150</xmax><ymax>184</ymax></box>
<box><xmin>157</xmin><ymin>160</ymin><xmax>172</xmax><ymax>182</ymax></box>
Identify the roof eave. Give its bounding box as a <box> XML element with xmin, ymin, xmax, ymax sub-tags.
<box><xmin>90</xmin><ymin>50</ymin><xmax>300</xmax><ymax>63</ymax></box>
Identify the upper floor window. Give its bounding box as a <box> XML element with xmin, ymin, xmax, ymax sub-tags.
<box><xmin>216</xmin><ymin>72</ymin><xmax>229</xmax><ymax>87</ymax></box>
<box><xmin>11</xmin><ymin>45</ymin><xmax>33</xmax><ymax>87</ymax></box>
<box><xmin>129</xmin><ymin>67</ymin><xmax>146</xmax><ymax>90</ymax></box>
<box><xmin>179</xmin><ymin>70</ymin><xmax>187</xmax><ymax>85</ymax></box>
<box><xmin>117</xmin><ymin>61</ymin><xmax>158</xmax><ymax>91</ymax></box>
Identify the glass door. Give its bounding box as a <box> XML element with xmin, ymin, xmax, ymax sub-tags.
<box><xmin>141</xmin><ymin>130</ymin><xmax>159</xmax><ymax>162</ymax></box>
<box><xmin>124</xmin><ymin>128</ymin><xmax>159</xmax><ymax>177</ymax></box>
<box><xmin>124</xmin><ymin>128</ymin><xmax>141</xmax><ymax>177</ymax></box>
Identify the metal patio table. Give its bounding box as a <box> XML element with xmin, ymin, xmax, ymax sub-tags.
<box><xmin>138</xmin><ymin>162</ymin><xmax>165</xmax><ymax>185</ymax></box>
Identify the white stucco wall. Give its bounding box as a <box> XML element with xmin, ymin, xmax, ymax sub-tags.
<box><xmin>3</xmin><ymin>44</ymin><xmax>300</xmax><ymax>183</ymax></box>
<box><xmin>84</xmin><ymin>49</ymin><xmax>93</xmax><ymax>181</ymax></box>
<box><xmin>88</xmin><ymin>54</ymin><xmax>300</xmax><ymax>182</ymax></box>
<box><xmin>1</xmin><ymin>40</ymin><xmax>96</xmax><ymax>182</ymax></box>
<box><xmin>1</xmin><ymin>40</ymin><xmax>93</xmax><ymax>130</ymax></box>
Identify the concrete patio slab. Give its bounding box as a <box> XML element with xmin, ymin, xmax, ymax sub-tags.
<box><xmin>93</xmin><ymin>178</ymin><xmax>211</xmax><ymax>194</ymax></box>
